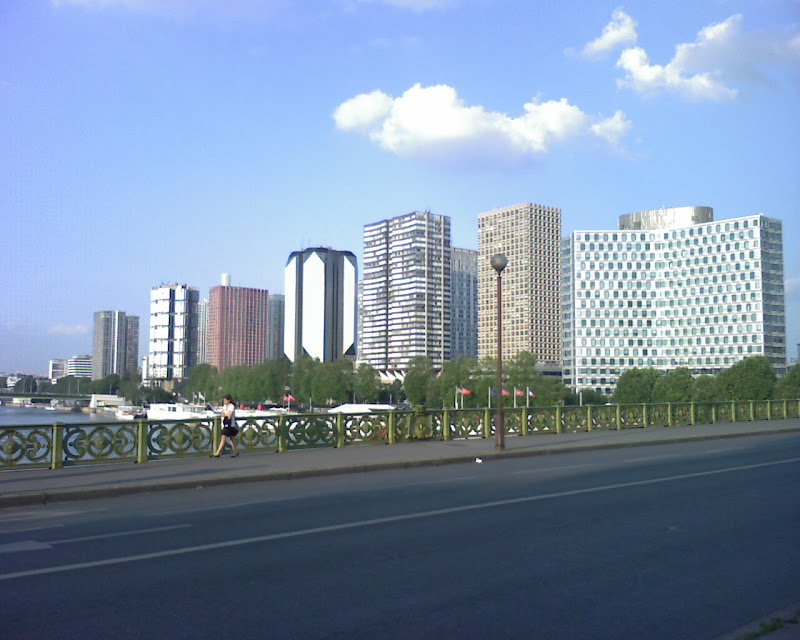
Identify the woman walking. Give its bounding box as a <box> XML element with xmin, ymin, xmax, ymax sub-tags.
<box><xmin>211</xmin><ymin>394</ymin><xmax>239</xmax><ymax>458</ymax></box>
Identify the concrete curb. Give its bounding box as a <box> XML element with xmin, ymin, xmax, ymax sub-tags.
<box><xmin>2</xmin><ymin>426</ymin><xmax>799</xmax><ymax>508</ymax></box>
<box><xmin>711</xmin><ymin>601</ymin><xmax>800</xmax><ymax>640</ymax></box>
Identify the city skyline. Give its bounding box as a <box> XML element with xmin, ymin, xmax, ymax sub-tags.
<box><xmin>1</xmin><ymin>0</ymin><xmax>798</xmax><ymax>373</ymax></box>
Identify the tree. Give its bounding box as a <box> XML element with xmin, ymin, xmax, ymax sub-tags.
<box><xmin>183</xmin><ymin>364</ymin><xmax>219</xmax><ymax>403</ymax></box>
<box><xmin>774</xmin><ymin>364</ymin><xmax>800</xmax><ymax>400</ymax></box>
<box><xmin>652</xmin><ymin>367</ymin><xmax>693</xmax><ymax>403</ymax></box>
<box><xmin>290</xmin><ymin>354</ymin><xmax>320</xmax><ymax>406</ymax></box>
<box><xmin>119</xmin><ymin>370</ymin><xmax>143</xmax><ymax>405</ymax></box>
<box><xmin>691</xmin><ymin>375</ymin><xmax>717</xmax><ymax>402</ymax></box>
<box><xmin>354</xmin><ymin>363</ymin><xmax>381</xmax><ymax>403</ymax></box>
<box><xmin>612</xmin><ymin>368</ymin><xmax>661</xmax><ymax>404</ymax></box>
<box><xmin>403</xmin><ymin>356</ymin><xmax>434</xmax><ymax>406</ymax></box>
<box><xmin>714</xmin><ymin>356</ymin><xmax>775</xmax><ymax>401</ymax></box>
<box><xmin>311</xmin><ymin>359</ymin><xmax>353</xmax><ymax>406</ymax></box>
<box><xmin>440</xmin><ymin>355</ymin><xmax>480</xmax><ymax>408</ymax></box>
<box><xmin>256</xmin><ymin>358</ymin><xmax>291</xmax><ymax>403</ymax></box>
<box><xmin>14</xmin><ymin>376</ymin><xmax>37</xmax><ymax>393</ymax></box>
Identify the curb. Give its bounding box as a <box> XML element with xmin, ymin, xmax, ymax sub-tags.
<box><xmin>2</xmin><ymin>427</ymin><xmax>799</xmax><ymax>508</ymax></box>
<box><xmin>710</xmin><ymin>602</ymin><xmax>800</xmax><ymax>640</ymax></box>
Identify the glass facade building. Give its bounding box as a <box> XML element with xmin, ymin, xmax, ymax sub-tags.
<box><xmin>148</xmin><ymin>283</ymin><xmax>200</xmax><ymax>387</ymax></box>
<box><xmin>562</xmin><ymin>209</ymin><xmax>786</xmax><ymax>395</ymax></box>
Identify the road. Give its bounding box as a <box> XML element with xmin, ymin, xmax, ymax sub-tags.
<box><xmin>1</xmin><ymin>433</ymin><xmax>799</xmax><ymax>639</ymax></box>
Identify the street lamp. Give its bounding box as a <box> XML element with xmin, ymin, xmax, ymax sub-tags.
<box><xmin>491</xmin><ymin>253</ymin><xmax>507</xmax><ymax>450</ymax></box>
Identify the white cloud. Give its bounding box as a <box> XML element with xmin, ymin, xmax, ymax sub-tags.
<box><xmin>333</xmin><ymin>83</ymin><xmax>630</xmax><ymax>161</ymax></box>
<box><xmin>48</xmin><ymin>324</ymin><xmax>89</xmax><ymax>336</ymax></box>
<box><xmin>581</xmin><ymin>11</ymin><xmax>800</xmax><ymax>101</ymax></box>
<box><xmin>581</xmin><ymin>9</ymin><xmax>637</xmax><ymax>58</ymax></box>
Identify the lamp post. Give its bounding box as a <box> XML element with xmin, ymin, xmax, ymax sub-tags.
<box><xmin>491</xmin><ymin>253</ymin><xmax>507</xmax><ymax>450</ymax></box>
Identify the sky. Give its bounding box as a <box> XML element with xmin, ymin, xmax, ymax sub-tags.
<box><xmin>1</xmin><ymin>0</ymin><xmax>799</xmax><ymax>375</ymax></box>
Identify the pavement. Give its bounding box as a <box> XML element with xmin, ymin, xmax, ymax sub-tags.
<box><xmin>2</xmin><ymin>417</ymin><xmax>799</xmax><ymax>640</ymax></box>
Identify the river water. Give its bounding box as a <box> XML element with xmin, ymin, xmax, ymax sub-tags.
<box><xmin>0</xmin><ymin>405</ymin><xmax>119</xmax><ymax>427</ymax></box>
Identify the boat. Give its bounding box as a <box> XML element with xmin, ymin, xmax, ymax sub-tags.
<box><xmin>146</xmin><ymin>403</ymin><xmax>216</xmax><ymax>421</ymax></box>
<box><xmin>115</xmin><ymin>406</ymin><xmax>147</xmax><ymax>421</ymax></box>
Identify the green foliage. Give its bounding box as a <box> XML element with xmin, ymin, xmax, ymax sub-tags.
<box><xmin>403</xmin><ymin>356</ymin><xmax>434</xmax><ymax>406</ymax></box>
<box><xmin>612</xmin><ymin>368</ymin><xmax>661</xmax><ymax>404</ymax></box>
<box><xmin>354</xmin><ymin>363</ymin><xmax>381</xmax><ymax>403</ymax></box>
<box><xmin>290</xmin><ymin>354</ymin><xmax>319</xmax><ymax>405</ymax></box>
<box><xmin>118</xmin><ymin>370</ymin><xmax>142</xmax><ymax>405</ymax></box>
<box><xmin>440</xmin><ymin>355</ymin><xmax>481</xmax><ymax>408</ymax></box>
<box><xmin>691</xmin><ymin>375</ymin><xmax>717</xmax><ymax>402</ymax></box>
<box><xmin>183</xmin><ymin>364</ymin><xmax>219</xmax><ymax>403</ymax></box>
<box><xmin>653</xmin><ymin>367</ymin><xmax>693</xmax><ymax>403</ymax></box>
<box><xmin>14</xmin><ymin>375</ymin><xmax>38</xmax><ymax>393</ymax></box>
<box><xmin>311</xmin><ymin>359</ymin><xmax>353</xmax><ymax>406</ymax></box>
<box><xmin>714</xmin><ymin>356</ymin><xmax>775</xmax><ymax>401</ymax></box>
<box><xmin>774</xmin><ymin>364</ymin><xmax>800</xmax><ymax>400</ymax></box>
<box><xmin>141</xmin><ymin>386</ymin><xmax>174</xmax><ymax>405</ymax></box>
<box><xmin>87</xmin><ymin>374</ymin><xmax>121</xmax><ymax>395</ymax></box>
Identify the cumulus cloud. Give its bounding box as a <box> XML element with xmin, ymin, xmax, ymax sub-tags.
<box><xmin>48</xmin><ymin>324</ymin><xmax>89</xmax><ymax>336</ymax></box>
<box><xmin>581</xmin><ymin>9</ymin><xmax>637</xmax><ymax>58</ymax></box>
<box><xmin>581</xmin><ymin>11</ymin><xmax>800</xmax><ymax>101</ymax></box>
<box><xmin>333</xmin><ymin>84</ymin><xmax>630</xmax><ymax>161</ymax></box>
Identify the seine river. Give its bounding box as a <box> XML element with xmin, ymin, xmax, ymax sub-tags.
<box><xmin>0</xmin><ymin>405</ymin><xmax>120</xmax><ymax>427</ymax></box>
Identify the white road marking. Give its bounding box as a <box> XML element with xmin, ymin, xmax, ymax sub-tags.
<box><xmin>624</xmin><ymin>454</ymin><xmax>679</xmax><ymax>463</ymax></box>
<box><xmin>2</xmin><ymin>456</ymin><xmax>798</xmax><ymax>581</ymax></box>
<box><xmin>49</xmin><ymin>524</ymin><xmax>191</xmax><ymax>545</ymax></box>
<box><xmin>513</xmin><ymin>463</ymin><xmax>597</xmax><ymax>475</ymax></box>
<box><xmin>0</xmin><ymin>541</ymin><xmax>52</xmax><ymax>553</ymax></box>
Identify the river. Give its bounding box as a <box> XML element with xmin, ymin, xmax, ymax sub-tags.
<box><xmin>0</xmin><ymin>405</ymin><xmax>120</xmax><ymax>427</ymax></box>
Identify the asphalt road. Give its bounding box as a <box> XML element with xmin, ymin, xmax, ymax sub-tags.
<box><xmin>1</xmin><ymin>433</ymin><xmax>798</xmax><ymax>639</ymax></box>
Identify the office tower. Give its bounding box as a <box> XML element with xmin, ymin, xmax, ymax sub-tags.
<box><xmin>451</xmin><ymin>247</ymin><xmax>478</xmax><ymax>360</ymax></box>
<box><xmin>67</xmin><ymin>355</ymin><xmax>92</xmax><ymax>378</ymax></box>
<box><xmin>197</xmin><ymin>299</ymin><xmax>208</xmax><ymax>364</ymax></box>
<box><xmin>148</xmin><ymin>283</ymin><xmax>200</xmax><ymax>388</ymax></box>
<box><xmin>561</xmin><ymin>207</ymin><xmax>786</xmax><ymax>395</ymax></box>
<box><xmin>92</xmin><ymin>310</ymin><xmax>139</xmax><ymax>380</ymax></box>
<box><xmin>361</xmin><ymin>210</ymin><xmax>451</xmax><ymax>371</ymax></box>
<box><xmin>477</xmin><ymin>202</ymin><xmax>562</xmax><ymax>366</ymax></box>
<box><xmin>207</xmin><ymin>275</ymin><xmax>270</xmax><ymax>371</ymax></box>
<box><xmin>267</xmin><ymin>294</ymin><xmax>285</xmax><ymax>360</ymax></box>
<box><xmin>49</xmin><ymin>359</ymin><xmax>67</xmax><ymax>382</ymax></box>
<box><xmin>284</xmin><ymin>247</ymin><xmax>357</xmax><ymax>362</ymax></box>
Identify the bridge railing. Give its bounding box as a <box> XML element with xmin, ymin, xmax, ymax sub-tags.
<box><xmin>1</xmin><ymin>399</ymin><xmax>799</xmax><ymax>470</ymax></box>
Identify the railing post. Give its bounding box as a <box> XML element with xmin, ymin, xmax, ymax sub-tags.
<box><xmin>642</xmin><ymin>403</ymin><xmax>648</xmax><ymax>428</ymax></box>
<box><xmin>51</xmin><ymin>423</ymin><xmax>64</xmax><ymax>470</ymax></box>
<box><xmin>586</xmin><ymin>405</ymin><xmax>593</xmax><ymax>432</ymax></box>
<box><xmin>783</xmin><ymin>399</ymin><xmax>788</xmax><ymax>419</ymax></box>
<box><xmin>749</xmin><ymin>400</ymin><xmax>755</xmax><ymax>421</ymax></box>
<box><xmin>483</xmin><ymin>408</ymin><xmax>491</xmax><ymax>439</ymax></box>
<box><xmin>711</xmin><ymin>403</ymin><xmax>717</xmax><ymax>424</ymax></box>
<box><xmin>278</xmin><ymin>415</ymin><xmax>287</xmax><ymax>452</ymax></box>
<box><xmin>667</xmin><ymin>403</ymin><xmax>673</xmax><ymax>428</ymax></box>
<box><xmin>336</xmin><ymin>413</ymin><xmax>345</xmax><ymax>448</ymax></box>
<box><xmin>766</xmin><ymin>400</ymin><xmax>772</xmax><ymax>421</ymax></box>
<box><xmin>555</xmin><ymin>405</ymin><xmax>562</xmax><ymax>434</ymax></box>
<box><xmin>442</xmin><ymin>409</ymin><xmax>451</xmax><ymax>441</ymax></box>
<box><xmin>137</xmin><ymin>420</ymin><xmax>148</xmax><ymax>463</ymax></box>
<box><xmin>388</xmin><ymin>411</ymin><xmax>396</xmax><ymax>445</ymax></box>
<box><xmin>213</xmin><ymin>415</ymin><xmax>221</xmax><ymax>453</ymax></box>
<box><xmin>615</xmin><ymin>404</ymin><xmax>621</xmax><ymax>430</ymax></box>
<box><xmin>690</xmin><ymin>402</ymin><xmax>696</xmax><ymax>426</ymax></box>
<box><xmin>731</xmin><ymin>400</ymin><xmax>736</xmax><ymax>423</ymax></box>
<box><xmin>521</xmin><ymin>406</ymin><xmax>528</xmax><ymax>436</ymax></box>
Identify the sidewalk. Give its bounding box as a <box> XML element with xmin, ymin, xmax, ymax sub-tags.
<box><xmin>1</xmin><ymin>418</ymin><xmax>798</xmax><ymax>508</ymax></box>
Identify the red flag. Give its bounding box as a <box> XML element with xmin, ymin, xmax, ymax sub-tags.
<box><xmin>283</xmin><ymin>394</ymin><xmax>295</xmax><ymax>402</ymax></box>
<box><xmin>529</xmin><ymin>390</ymin><xmax>535</xmax><ymax>397</ymax></box>
<box><xmin>460</xmin><ymin>387</ymin><xmax>471</xmax><ymax>395</ymax></box>
<box><xmin>514</xmin><ymin>388</ymin><xmax>524</xmax><ymax>397</ymax></box>
<box><xmin>501</xmin><ymin>388</ymin><xmax>510</xmax><ymax>396</ymax></box>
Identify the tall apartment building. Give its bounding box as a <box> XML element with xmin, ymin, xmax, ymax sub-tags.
<box><xmin>207</xmin><ymin>275</ymin><xmax>270</xmax><ymax>371</ymax></box>
<box><xmin>267</xmin><ymin>294</ymin><xmax>285</xmax><ymax>360</ymax></box>
<box><xmin>561</xmin><ymin>207</ymin><xmax>786</xmax><ymax>395</ymax></box>
<box><xmin>360</xmin><ymin>211</ymin><xmax>451</xmax><ymax>371</ymax></box>
<box><xmin>147</xmin><ymin>283</ymin><xmax>200</xmax><ymax>388</ymax></box>
<box><xmin>477</xmin><ymin>202</ymin><xmax>562</xmax><ymax>366</ymax></box>
<box><xmin>284</xmin><ymin>248</ymin><xmax>357</xmax><ymax>362</ymax></box>
<box><xmin>451</xmin><ymin>247</ymin><xmax>478</xmax><ymax>360</ymax></box>
<box><xmin>92</xmin><ymin>310</ymin><xmax>139</xmax><ymax>380</ymax></box>
<box><xmin>197</xmin><ymin>299</ymin><xmax>208</xmax><ymax>364</ymax></box>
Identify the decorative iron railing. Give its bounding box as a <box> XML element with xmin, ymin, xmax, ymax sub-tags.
<box><xmin>1</xmin><ymin>399</ymin><xmax>799</xmax><ymax>470</ymax></box>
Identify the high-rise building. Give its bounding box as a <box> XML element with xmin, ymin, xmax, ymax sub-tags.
<box><xmin>92</xmin><ymin>310</ymin><xmax>139</xmax><ymax>380</ymax></box>
<box><xmin>197</xmin><ymin>299</ymin><xmax>208</xmax><ymax>364</ymax></box>
<box><xmin>67</xmin><ymin>355</ymin><xmax>92</xmax><ymax>378</ymax></box>
<box><xmin>267</xmin><ymin>294</ymin><xmax>285</xmax><ymax>360</ymax></box>
<box><xmin>284</xmin><ymin>248</ymin><xmax>357</xmax><ymax>362</ymax></box>
<box><xmin>207</xmin><ymin>276</ymin><xmax>270</xmax><ymax>371</ymax></box>
<box><xmin>451</xmin><ymin>247</ymin><xmax>478</xmax><ymax>360</ymax></box>
<box><xmin>561</xmin><ymin>207</ymin><xmax>786</xmax><ymax>395</ymax></box>
<box><xmin>360</xmin><ymin>211</ymin><xmax>451</xmax><ymax>371</ymax></box>
<box><xmin>148</xmin><ymin>283</ymin><xmax>200</xmax><ymax>388</ymax></box>
<box><xmin>477</xmin><ymin>202</ymin><xmax>562</xmax><ymax>366</ymax></box>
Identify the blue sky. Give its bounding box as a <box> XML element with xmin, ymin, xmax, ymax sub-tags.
<box><xmin>1</xmin><ymin>0</ymin><xmax>798</xmax><ymax>374</ymax></box>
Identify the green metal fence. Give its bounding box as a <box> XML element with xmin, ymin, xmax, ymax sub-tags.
<box><xmin>2</xmin><ymin>399</ymin><xmax>799</xmax><ymax>470</ymax></box>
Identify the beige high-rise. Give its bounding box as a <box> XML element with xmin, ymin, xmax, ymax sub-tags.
<box><xmin>477</xmin><ymin>202</ymin><xmax>561</xmax><ymax>365</ymax></box>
